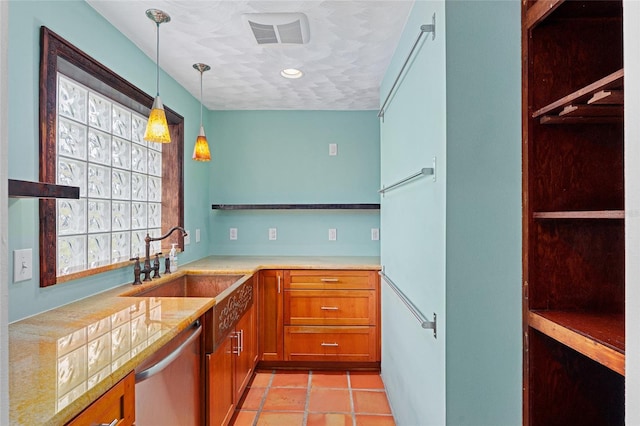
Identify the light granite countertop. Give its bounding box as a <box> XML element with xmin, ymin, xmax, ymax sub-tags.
<box><xmin>9</xmin><ymin>255</ymin><xmax>380</xmax><ymax>425</ymax></box>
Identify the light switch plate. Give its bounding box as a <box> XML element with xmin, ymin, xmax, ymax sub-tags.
<box><xmin>269</xmin><ymin>228</ymin><xmax>277</xmax><ymax>240</ymax></box>
<box><xmin>329</xmin><ymin>143</ymin><xmax>338</xmax><ymax>156</ymax></box>
<box><xmin>371</xmin><ymin>228</ymin><xmax>380</xmax><ymax>241</ymax></box>
<box><xmin>14</xmin><ymin>249</ymin><xmax>32</xmax><ymax>282</ymax></box>
<box><xmin>195</xmin><ymin>229</ymin><xmax>201</xmax><ymax>243</ymax></box>
<box><xmin>230</xmin><ymin>228</ymin><xmax>238</xmax><ymax>240</ymax></box>
<box><xmin>328</xmin><ymin>228</ymin><xmax>337</xmax><ymax>241</ymax></box>
<box><xmin>184</xmin><ymin>230</ymin><xmax>191</xmax><ymax>245</ymax></box>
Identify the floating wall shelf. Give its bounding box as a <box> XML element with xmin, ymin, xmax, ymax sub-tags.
<box><xmin>8</xmin><ymin>179</ymin><xmax>80</xmax><ymax>199</ymax></box>
<box><xmin>211</xmin><ymin>203</ymin><xmax>380</xmax><ymax>211</ymax></box>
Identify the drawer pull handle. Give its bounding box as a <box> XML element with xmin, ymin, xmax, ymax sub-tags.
<box><xmin>320</xmin><ymin>278</ymin><xmax>339</xmax><ymax>282</ymax></box>
<box><xmin>96</xmin><ymin>420</ymin><xmax>118</xmax><ymax>426</ymax></box>
<box><xmin>321</xmin><ymin>342</ymin><xmax>339</xmax><ymax>347</ymax></box>
<box><xmin>320</xmin><ymin>306</ymin><xmax>339</xmax><ymax>311</ymax></box>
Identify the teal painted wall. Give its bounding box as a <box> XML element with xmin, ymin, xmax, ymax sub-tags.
<box><xmin>380</xmin><ymin>1</ymin><xmax>521</xmax><ymax>424</ymax></box>
<box><xmin>7</xmin><ymin>0</ymin><xmax>210</xmax><ymax>322</ymax></box>
<box><xmin>208</xmin><ymin>111</ymin><xmax>380</xmax><ymax>256</ymax></box>
<box><xmin>379</xmin><ymin>1</ymin><xmax>447</xmax><ymax>424</ymax></box>
<box><xmin>444</xmin><ymin>2</ymin><xmax>521</xmax><ymax>424</ymax></box>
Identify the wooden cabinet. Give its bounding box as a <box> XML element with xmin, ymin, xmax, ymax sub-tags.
<box><xmin>234</xmin><ymin>299</ymin><xmax>257</xmax><ymax>403</ymax></box>
<box><xmin>283</xmin><ymin>270</ymin><xmax>379</xmax><ymax>363</ymax></box>
<box><xmin>206</xmin><ymin>336</ymin><xmax>235</xmax><ymax>426</ymax></box>
<box><xmin>522</xmin><ymin>1</ymin><xmax>625</xmax><ymax>424</ymax></box>
<box><xmin>207</xmin><ymin>298</ymin><xmax>257</xmax><ymax>426</ymax></box>
<box><xmin>66</xmin><ymin>372</ymin><xmax>134</xmax><ymax>426</ymax></box>
<box><xmin>258</xmin><ymin>270</ymin><xmax>284</xmax><ymax>361</ymax></box>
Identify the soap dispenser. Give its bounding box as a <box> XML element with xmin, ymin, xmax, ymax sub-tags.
<box><xmin>169</xmin><ymin>243</ymin><xmax>178</xmax><ymax>273</ymax></box>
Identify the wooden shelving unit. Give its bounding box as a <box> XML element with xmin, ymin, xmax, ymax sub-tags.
<box><xmin>522</xmin><ymin>1</ymin><xmax>625</xmax><ymax>424</ymax></box>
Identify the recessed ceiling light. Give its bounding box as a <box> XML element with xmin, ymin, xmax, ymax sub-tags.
<box><xmin>280</xmin><ymin>68</ymin><xmax>304</xmax><ymax>79</ymax></box>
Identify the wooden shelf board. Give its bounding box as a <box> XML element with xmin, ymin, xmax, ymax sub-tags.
<box><xmin>533</xmin><ymin>210</ymin><xmax>624</xmax><ymax>220</ymax></box>
<box><xmin>559</xmin><ymin>104</ymin><xmax>623</xmax><ymax>118</ymax></box>
<box><xmin>524</xmin><ymin>0</ymin><xmax>564</xmax><ymax>30</ymax></box>
<box><xmin>212</xmin><ymin>203</ymin><xmax>381</xmax><ymax>211</ymax></box>
<box><xmin>8</xmin><ymin>179</ymin><xmax>79</xmax><ymax>199</ymax></box>
<box><xmin>540</xmin><ymin>116</ymin><xmax>623</xmax><ymax>124</ymax></box>
<box><xmin>528</xmin><ymin>310</ymin><xmax>625</xmax><ymax>376</ymax></box>
<box><xmin>533</xmin><ymin>69</ymin><xmax>624</xmax><ymax>118</ymax></box>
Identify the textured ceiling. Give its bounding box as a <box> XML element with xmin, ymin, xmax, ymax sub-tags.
<box><xmin>86</xmin><ymin>1</ymin><xmax>414</xmax><ymax>110</ymax></box>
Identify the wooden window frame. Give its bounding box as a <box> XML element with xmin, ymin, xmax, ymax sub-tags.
<box><xmin>39</xmin><ymin>27</ymin><xmax>184</xmax><ymax>287</ymax></box>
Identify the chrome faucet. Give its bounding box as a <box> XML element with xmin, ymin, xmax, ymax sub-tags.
<box><xmin>136</xmin><ymin>226</ymin><xmax>188</xmax><ymax>283</ymax></box>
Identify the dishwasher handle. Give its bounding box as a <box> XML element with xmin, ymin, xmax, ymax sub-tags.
<box><xmin>135</xmin><ymin>320</ymin><xmax>201</xmax><ymax>383</ymax></box>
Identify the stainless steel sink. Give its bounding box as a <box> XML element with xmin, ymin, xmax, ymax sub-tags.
<box><xmin>124</xmin><ymin>274</ymin><xmax>245</xmax><ymax>298</ymax></box>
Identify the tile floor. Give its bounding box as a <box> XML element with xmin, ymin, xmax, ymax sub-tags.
<box><xmin>230</xmin><ymin>370</ymin><xmax>396</xmax><ymax>426</ymax></box>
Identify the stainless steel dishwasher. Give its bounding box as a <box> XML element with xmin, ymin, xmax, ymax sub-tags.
<box><xmin>135</xmin><ymin>320</ymin><xmax>202</xmax><ymax>425</ymax></box>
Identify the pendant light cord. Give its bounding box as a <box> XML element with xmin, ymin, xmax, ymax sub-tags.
<box><xmin>199</xmin><ymin>70</ymin><xmax>204</xmax><ymax>127</ymax></box>
<box><xmin>155</xmin><ymin>22</ymin><xmax>160</xmax><ymax>97</ymax></box>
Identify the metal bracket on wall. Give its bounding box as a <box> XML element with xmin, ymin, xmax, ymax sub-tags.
<box><xmin>380</xmin><ymin>269</ymin><xmax>437</xmax><ymax>338</ymax></box>
<box><xmin>379</xmin><ymin>157</ymin><xmax>437</xmax><ymax>196</ymax></box>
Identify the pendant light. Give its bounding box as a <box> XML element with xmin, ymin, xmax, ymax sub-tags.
<box><xmin>144</xmin><ymin>9</ymin><xmax>171</xmax><ymax>143</ymax></box>
<box><xmin>192</xmin><ymin>63</ymin><xmax>211</xmax><ymax>161</ymax></box>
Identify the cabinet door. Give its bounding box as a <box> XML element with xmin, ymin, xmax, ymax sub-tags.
<box><xmin>258</xmin><ymin>270</ymin><xmax>283</xmax><ymax>361</ymax></box>
<box><xmin>234</xmin><ymin>304</ymin><xmax>256</xmax><ymax>403</ymax></box>
<box><xmin>207</xmin><ymin>337</ymin><xmax>234</xmax><ymax>426</ymax></box>
<box><xmin>66</xmin><ymin>372</ymin><xmax>134</xmax><ymax>426</ymax></box>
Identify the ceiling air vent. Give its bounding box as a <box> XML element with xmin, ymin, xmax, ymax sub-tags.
<box><xmin>243</xmin><ymin>13</ymin><xmax>310</xmax><ymax>45</ymax></box>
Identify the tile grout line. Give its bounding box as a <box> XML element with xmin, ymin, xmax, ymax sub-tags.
<box><xmin>251</xmin><ymin>370</ymin><xmax>275</xmax><ymax>426</ymax></box>
<box><xmin>302</xmin><ymin>371</ymin><xmax>312</xmax><ymax>425</ymax></box>
<box><xmin>348</xmin><ymin>371</ymin><xmax>357</xmax><ymax>426</ymax></box>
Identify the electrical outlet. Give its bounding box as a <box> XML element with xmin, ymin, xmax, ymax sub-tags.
<box><xmin>195</xmin><ymin>229</ymin><xmax>201</xmax><ymax>243</ymax></box>
<box><xmin>269</xmin><ymin>228</ymin><xmax>277</xmax><ymax>241</ymax></box>
<box><xmin>14</xmin><ymin>249</ymin><xmax>32</xmax><ymax>282</ymax></box>
<box><xmin>229</xmin><ymin>228</ymin><xmax>238</xmax><ymax>240</ymax></box>
<box><xmin>328</xmin><ymin>228</ymin><xmax>337</xmax><ymax>241</ymax></box>
<box><xmin>184</xmin><ymin>230</ymin><xmax>191</xmax><ymax>245</ymax></box>
<box><xmin>371</xmin><ymin>228</ymin><xmax>380</xmax><ymax>241</ymax></box>
<box><xmin>329</xmin><ymin>143</ymin><xmax>338</xmax><ymax>156</ymax></box>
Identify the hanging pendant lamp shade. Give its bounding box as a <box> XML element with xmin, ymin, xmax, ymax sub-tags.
<box><xmin>192</xmin><ymin>63</ymin><xmax>211</xmax><ymax>161</ymax></box>
<box><xmin>144</xmin><ymin>9</ymin><xmax>171</xmax><ymax>143</ymax></box>
<box><xmin>193</xmin><ymin>126</ymin><xmax>211</xmax><ymax>161</ymax></box>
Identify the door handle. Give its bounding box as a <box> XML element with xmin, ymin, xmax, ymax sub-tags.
<box><xmin>320</xmin><ymin>306</ymin><xmax>339</xmax><ymax>311</ymax></box>
<box><xmin>320</xmin><ymin>342</ymin><xmax>339</xmax><ymax>347</ymax></box>
<box><xmin>277</xmin><ymin>275</ymin><xmax>281</xmax><ymax>293</ymax></box>
<box><xmin>232</xmin><ymin>332</ymin><xmax>241</xmax><ymax>355</ymax></box>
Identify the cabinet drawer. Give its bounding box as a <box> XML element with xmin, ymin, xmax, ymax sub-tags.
<box><xmin>66</xmin><ymin>372</ymin><xmax>135</xmax><ymax>426</ymax></box>
<box><xmin>285</xmin><ymin>289</ymin><xmax>376</xmax><ymax>326</ymax></box>
<box><xmin>285</xmin><ymin>270</ymin><xmax>378</xmax><ymax>290</ymax></box>
<box><xmin>284</xmin><ymin>326</ymin><xmax>377</xmax><ymax>362</ymax></box>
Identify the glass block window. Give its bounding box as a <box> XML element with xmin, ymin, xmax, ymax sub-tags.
<box><xmin>56</xmin><ymin>74</ymin><xmax>163</xmax><ymax>276</ymax></box>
